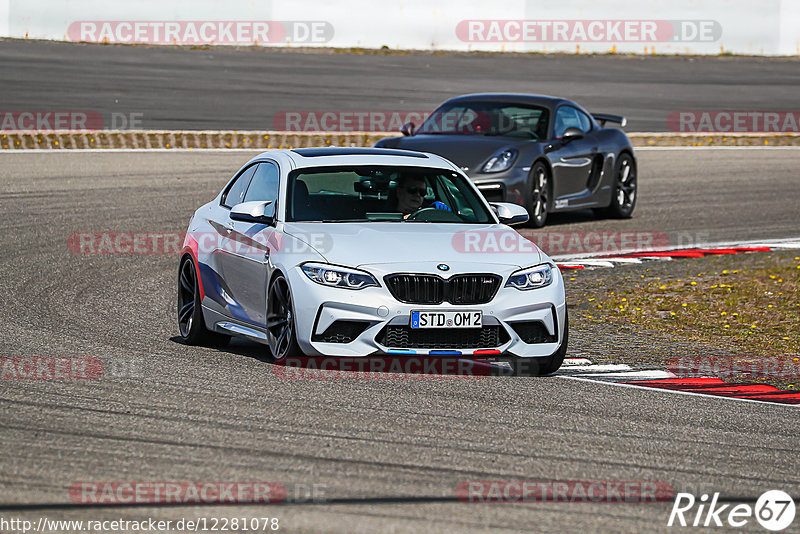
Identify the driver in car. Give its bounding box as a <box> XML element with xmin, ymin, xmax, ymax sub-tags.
<box><xmin>394</xmin><ymin>175</ymin><xmax>451</xmax><ymax>217</ymax></box>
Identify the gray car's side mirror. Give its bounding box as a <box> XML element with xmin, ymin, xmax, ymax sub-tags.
<box><xmin>230</xmin><ymin>200</ymin><xmax>275</xmax><ymax>225</ymax></box>
<box><xmin>561</xmin><ymin>127</ymin><xmax>584</xmax><ymax>144</ymax></box>
<box><xmin>490</xmin><ymin>202</ymin><xmax>529</xmax><ymax>226</ymax></box>
<box><xmin>400</xmin><ymin>121</ymin><xmax>416</xmax><ymax>136</ymax></box>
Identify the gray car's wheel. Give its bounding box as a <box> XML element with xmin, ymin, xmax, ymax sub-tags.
<box><xmin>525</xmin><ymin>162</ymin><xmax>551</xmax><ymax>228</ymax></box>
<box><xmin>177</xmin><ymin>255</ymin><xmax>230</xmax><ymax>346</ymax></box>
<box><xmin>509</xmin><ymin>310</ymin><xmax>568</xmax><ymax>376</ymax></box>
<box><xmin>598</xmin><ymin>152</ymin><xmax>637</xmax><ymax>219</ymax></box>
<box><xmin>266</xmin><ymin>274</ymin><xmax>302</xmax><ymax>361</ymax></box>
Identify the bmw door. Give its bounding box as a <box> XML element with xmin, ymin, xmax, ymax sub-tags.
<box><xmin>218</xmin><ymin>161</ymin><xmax>280</xmax><ymax>328</ymax></box>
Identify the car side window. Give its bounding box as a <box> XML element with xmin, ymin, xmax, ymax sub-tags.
<box><xmin>243</xmin><ymin>162</ymin><xmax>280</xmax><ymax>204</ymax></box>
<box><xmin>575</xmin><ymin>109</ymin><xmax>593</xmax><ymax>133</ymax></box>
<box><xmin>221</xmin><ymin>165</ymin><xmax>257</xmax><ymax>208</ymax></box>
<box><xmin>554</xmin><ymin>106</ymin><xmax>591</xmax><ymax>137</ymax></box>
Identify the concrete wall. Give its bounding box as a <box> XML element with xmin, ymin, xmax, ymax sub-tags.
<box><xmin>2</xmin><ymin>0</ymin><xmax>798</xmax><ymax>55</ymax></box>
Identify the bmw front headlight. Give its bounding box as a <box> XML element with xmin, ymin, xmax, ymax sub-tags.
<box><xmin>482</xmin><ymin>148</ymin><xmax>518</xmax><ymax>173</ymax></box>
<box><xmin>505</xmin><ymin>264</ymin><xmax>553</xmax><ymax>290</ymax></box>
<box><xmin>301</xmin><ymin>263</ymin><xmax>379</xmax><ymax>290</ymax></box>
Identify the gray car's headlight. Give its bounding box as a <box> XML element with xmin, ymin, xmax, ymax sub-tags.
<box><xmin>482</xmin><ymin>148</ymin><xmax>518</xmax><ymax>173</ymax></box>
<box><xmin>301</xmin><ymin>263</ymin><xmax>379</xmax><ymax>290</ymax></box>
<box><xmin>505</xmin><ymin>264</ymin><xmax>553</xmax><ymax>290</ymax></box>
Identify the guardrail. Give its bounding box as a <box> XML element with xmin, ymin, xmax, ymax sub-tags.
<box><xmin>2</xmin><ymin>131</ymin><xmax>799</xmax><ymax>150</ymax></box>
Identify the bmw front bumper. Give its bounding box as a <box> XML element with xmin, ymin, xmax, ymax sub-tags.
<box><xmin>287</xmin><ymin>263</ymin><xmax>566</xmax><ymax>358</ymax></box>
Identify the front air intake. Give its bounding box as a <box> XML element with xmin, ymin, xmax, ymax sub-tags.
<box><xmin>377</xmin><ymin>324</ymin><xmax>510</xmax><ymax>349</ymax></box>
<box><xmin>312</xmin><ymin>320</ymin><xmax>371</xmax><ymax>344</ymax></box>
<box><xmin>509</xmin><ymin>321</ymin><xmax>557</xmax><ymax>344</ymax></box>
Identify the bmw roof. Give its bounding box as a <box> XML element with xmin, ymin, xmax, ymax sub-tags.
<box><xmin>246</xmin><ymin>147</ymin><xmax>457</xmax><ymax>171</ymax></box>
<box><xmin>290</xmin><ymin>147</ymin><xmax>428</xmax><ymax>158</ymax></box>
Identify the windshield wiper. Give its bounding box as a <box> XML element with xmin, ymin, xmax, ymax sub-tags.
<box><xmin>320</xmin><ymin>219</ymin><xmax>369</xmax><ymax>223</ymax></box>
<box><xmin>296</xmin><ymin>219</ymin><xmax>372</xmax><ymax>223</ymax></box>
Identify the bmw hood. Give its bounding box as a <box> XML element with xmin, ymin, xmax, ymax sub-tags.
<box><xmin>378</xmin><ymin>135</ymin><xmax>527</xmax><ymax>174</ymax></box>
<box><xmin>282</xmin><ymin>222</ymin><xmax>542</xmax><ymax>269</ymax></box>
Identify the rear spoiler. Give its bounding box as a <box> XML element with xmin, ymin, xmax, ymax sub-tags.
<box><xmin>591</xmin><ymin>113</ymin><xmax>627</xmax><ymax>127</ymax></box>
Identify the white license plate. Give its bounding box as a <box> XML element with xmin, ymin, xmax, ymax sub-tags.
<box><xmin>410</xmin><ymin>310</ymin><xmax>482</xmax><ymax>329</ymax></box>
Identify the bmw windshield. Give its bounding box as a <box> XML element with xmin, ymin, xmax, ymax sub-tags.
<box><xmin>286</xmin><ymin>166</ymin><xmax>495</xmax><ymax>224</ymax></box>
<box><xmin>416</xmin><ymin>102</ymin><xmax>549</xmax><ymax>140</ymax></box>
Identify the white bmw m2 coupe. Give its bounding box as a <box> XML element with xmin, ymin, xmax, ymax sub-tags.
<box><xmin>178</xmin><ymin>148</ymin><xmax>567</xmax><ymax>375</ymax></box>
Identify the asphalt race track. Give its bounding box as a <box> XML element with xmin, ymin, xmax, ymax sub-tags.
<box><xmin>0</xmin><ymin>149</ymin><xmax>798</xmax><ymax>531</ymax></box>
<box><xmin>1</xmin><ymin>39</ymin><xmax>799</xmax><ymax>131</ymax></box>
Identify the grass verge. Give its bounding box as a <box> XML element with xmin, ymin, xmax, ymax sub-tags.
<box><xmin>567</xmin><ymin>250</ymin><xmax>800</xmax><ymax>389</ymax></box>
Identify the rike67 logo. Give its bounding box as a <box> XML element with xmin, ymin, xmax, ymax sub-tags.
<box><xmin>668</xmin><ymin>490</ymin><xmax>795</xmax><ymax>531</ymax></box>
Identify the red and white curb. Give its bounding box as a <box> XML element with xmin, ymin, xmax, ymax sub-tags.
<box><xmin>559</xmin><ymin>357</ymin><xmax>800</xmax><ymax>406</ymax></box>
<box><xmin>553</xmin><ymin>237</ymin><xmax>800</xmax><ymax>270</ymax></box>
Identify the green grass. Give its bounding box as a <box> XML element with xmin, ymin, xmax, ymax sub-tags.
<box><xmin>580</xmin><ymin>253</ymin><xmax>800</xmax><ymax>388</ymax></box>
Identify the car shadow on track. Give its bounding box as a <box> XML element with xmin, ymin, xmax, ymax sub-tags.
<box><xmin>169</xmin><ymin>336</ymin><xmax>543</xmax><ymax>378</ymax></box>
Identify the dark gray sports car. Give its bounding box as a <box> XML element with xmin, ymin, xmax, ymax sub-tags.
<box><xmin>375</xmin><ymin>93</ymin><xmax>637</xmax><ymax>227</ymax></box>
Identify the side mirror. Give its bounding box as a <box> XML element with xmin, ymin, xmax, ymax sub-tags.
<box><xmin>230</xmin><ymin>200</ymin><xmax>275</xmax><ymax>225</ymax></box>
<box><xmin>400</xmin><ymin>121</ymin><xmax>416</xmax><ymax>136</ymax></box>
<box><xmin>561</xmin><ymin>127</ymin><xmax>584</xmax><ymax>144</ymax></box>
<box><xmin>490</xmin><ymin>202</ymin><xmax>529</xmax><ymax>226</ymax></box>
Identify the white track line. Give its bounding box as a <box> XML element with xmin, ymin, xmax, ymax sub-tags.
<box><xmin>620</xmin><ymin>256</ymin><xmax>674</xmax><ymax>262</ymax></box>
<box><xmin>562</xmin><ymin>358</ymin><xmax>593</xmax><ymax>366</ymax></box>
<box><xmin>560</xmin><ymin>260</ymin><xmax>617</xmax><ymax>268</ymax></box>
<box><xmin>600</xmin><ymin>257</ymin><xmax>643</xmax><ymax>264</ymax></box>
<box><xmin>578</xmin><ymin>370</ymin><xmax>675</xmax><ymax>379</ymax></box>
<box><xmin>561</xmin><ymin>363</ymin><xmax>634</xmax><ymax>373</ymax></box>
<box><xmin>552</xmin><ymin>237</ymin><xmax>800</xmax><ymax>262</ymax></box>
<box><xmin>2</xmin><ymin>146</ymin><xmax>800</xmax><ymax>154</ymax></box>
<box><xmin>559</xmin><ymin>362</ymin><xmax>677</xmax><ymax>379</ymax></box>
<box><xmin>559</xmin><ymin>375</ymin><xmax>799</xmax><ymax>407</ymax></box>
<box><xmin>635</xmin><ymin>146</ymin><xmax>800</xmax><ymax>151</ymax></box>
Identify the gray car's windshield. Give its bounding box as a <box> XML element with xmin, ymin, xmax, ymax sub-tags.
<box><xmin>287</xmin><ymin>166</ymin><xmax>494</xmax><ymax>223</ymax></box>
<box><xmin>416</xmin><ymin>102</ymin><xmax>549</xmax><ymax>139</ymax></box>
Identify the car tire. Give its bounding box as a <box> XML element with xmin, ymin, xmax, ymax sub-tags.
<box><xmin>509</xmin><ymin>310</ymin><xmax>568</xmax><ymax>376</ymax></box>
<box><xmin>598</xmin><ymin>152</ymin><xmax>637</xmax><ymax>219</ymax></box>
<box><xmin>266</xmin><ymin>274</ymin><xmax>303</xmax><ymax>362</ymax></box>
<box><xmin>177</xmin><ymin>255</ymin><xmax>231</xmax><ymax>347</ymax></box>
<box><xmin>525</xmin><ymin>161</ymin><xmax>551</xmax><ymax>228</ymax></box>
